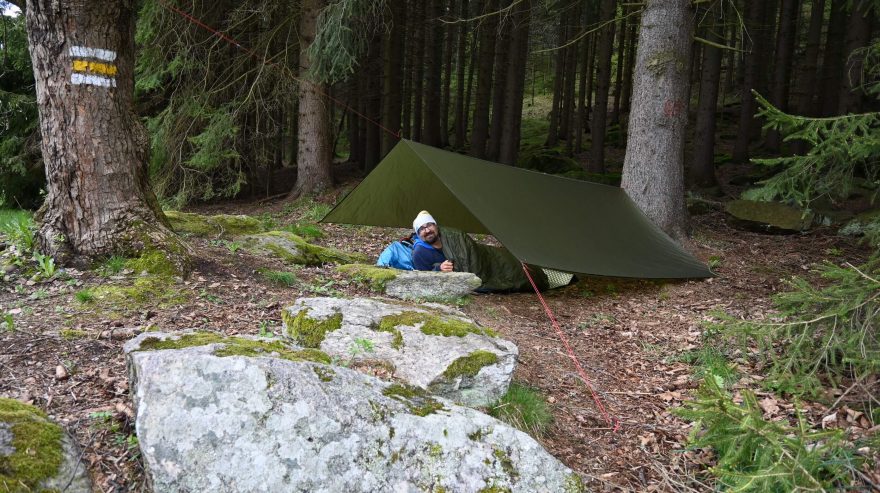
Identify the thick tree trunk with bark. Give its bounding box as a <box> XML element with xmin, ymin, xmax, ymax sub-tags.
<box><xmin>691</xmin><ymin>3</ymin><xmax>723</xmax><ymax>187</ymax></box>
<box><xmin>291</xmin><ymin>0</ymin><xmax>332</xmax><ymax>197</ymax></box>
<box><xmin>26</xmin><ymin>0</ymin><xmax>189</xmax><ymax>271</ymax></box>
<box><xmin>545</xmin><ymin>10</ymin><xmax>567</xmax><ymax>148</ymax></box>
<box><xmin>621</xmin><ymin>0</ymin><xmax>693</xmax><ymax>243</ymax></box>
<box><xmin>411</xmin><ymin>0</ymin><xmax>426</xmax><ymax>141</ymax></box>
<box><xmin>588</xmin><ymin>0</ymin><xmax>617</xmax><ymax>172</ymax></box>
<box><xmin>488</xmin><ymin>12</ymin><xmax>512</xmax><ymax>160</ymax></box>
<box><xmin>575</xmin><ymin>32</ymin><xmax>592</xmax><ymax>153</ymax></box>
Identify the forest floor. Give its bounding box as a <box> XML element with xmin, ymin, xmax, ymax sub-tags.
<box><xmin>1</xmin><ymin>189</ymin><xmax>878</xmax><ymax>492</ymax></box>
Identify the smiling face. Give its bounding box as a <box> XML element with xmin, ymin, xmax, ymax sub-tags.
<box><xmin>417</xmin><ymin>222</ymin><xmax>439</xmax><ymax>244</ymax></box>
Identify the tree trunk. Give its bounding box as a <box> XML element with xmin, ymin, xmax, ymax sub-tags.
<box><xmin>610</xmin><ymin>6</ymin><xmax>628</xmax><ymax>125</ymax></box>
<box><xmin>411</xmin><ymin>0</ymin><xmax>426</xmax><ymax>141</ymax></box>
<box><xmin>488</xmin><ymin>10</ymin><xmax>512</xmax><ymax>160</ymax></box>
<box><xmin>588</xmin><ymin>0</ymin><xmax>617</xmax><ymax>172</ymax></box>
<box><xmin>733</xmin><ymin>0</ymin><xmax>771</xmax><ymax>162</ymax></box>
<box><xmin>838</xmin><ymin>0</ymin><xmax>873</xmax><ymax>114</ymax></box>
<box><xmin>498</xmin><ymin>0</ymin><xmax>531</xmax><ymax>165</ymax></box>
<box><xmin>469</xmin><ymin>0</ymin><xmax>497</xmax><ymax>157</ymax></box>
<box><xmin>690</xmin><ymin>2</ymin><xmax>723</xmax><ymax>187</ymax></box>
<box><xmin>453</xmin><ymin>0</ymin><xmax>469</xmax><ymax>148</ymax></box>
<box><xmin>26</xmin><ymin>0</ymin><xmax>189</xmax><ymax>271</ymax></box>
<box><xmin>441</xmin><ymin>0</ymin><xmax>457</xmax><ymax>148</ymax></box>
<box><xmin>765</xmin><ymin>0</ymin><xmax>801</xmax><ymax>152</ymax></box>
<box><xmin>364</xmin><ymin>36</ymin><xmax>382</xmax><ymax>171</ymax></box>
<box><xmin>791</xmin><ymin>0</ymin><xmax>825</xmax><ymax>154</ymax></box>
<box><xmin>819</xmin><ymin>0</ymin><xmax>847</xmax><ymax>115</ymax></box>
<box><xmin>620</xmin><ymin>8</ymin><xmax>639</xmax><ymax>129</ymax></box>
<box><xmin>382</xmin><ymin>0</ymin><xmax>405</xmax><ymax>156</ymax></box>
<box><xmin>291</xmin><ymin>0</ymin><xmax>333</xmax><ymax>196</ymax></box>
<box><xmin>545</xmin><ymin>11</ymin><xmax>567</xmax><ymax>148</ymax></box>
<box><xmin>423</xmin><ymin>0</ymin><xmax>443</xmax><ymax>146</ymax></box>
<box><xmin>575</xmin><ymin>32</ymin><xmax>592</xmax><ymax>152</ymax></box>
<box><xmin>621</xmin><ymin>0</ymin><xmax>693</xmax><ymax>243</ymax></box>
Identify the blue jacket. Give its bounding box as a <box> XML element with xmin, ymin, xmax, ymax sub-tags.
<box><xmin>412</xmin><ymin>238</ymin><xmax>447</xmax><ymax>271</ymax></box>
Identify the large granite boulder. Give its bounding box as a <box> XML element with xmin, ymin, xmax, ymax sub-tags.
<box><xmin>725</xmin><ymin>200</ymin><xmax>814</xmax><ymax>232</ymax></box>
<box><xmin>0</xmin><ymin>398</ymin><xmax>92</xmax><ymax>493</ymax></box>
<box><xmin>337</xmin><ymin>264</ymin><xmax>482</xmax><ymax>300</ymax></box>
<box><xmin>242</xmin><ymin>231</ymin><xmax>367</xmax><ymax>266</ymax></box>
<box><xmin>124</xmin><ymin>333</ymin><xmax>584</xmax><ymax>493</ymax></box>
<box><xmin>281</xmin><ymin>297</ymin><xmax>516</xmax><ymax>407</ymax></box>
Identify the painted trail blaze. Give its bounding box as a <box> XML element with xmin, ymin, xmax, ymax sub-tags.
<box><xmin>69</xmin><ymin>45</ymin><xmax>117</xmax><ymax>88</ymax></box>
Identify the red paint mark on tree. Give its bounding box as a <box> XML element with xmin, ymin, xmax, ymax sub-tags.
<box><xmin>663</xmin><ymin>100</ymin><xmax>685</xmax><ymax>117</ymax></box>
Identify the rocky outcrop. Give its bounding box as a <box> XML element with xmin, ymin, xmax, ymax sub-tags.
<box><xmin>242</xmin><ymin>231</ymin><xmax>367</xmax><ymax>266</ymax></box>
<box><xmin>0</xmin><ymin>398</ymin><xmax>92</xmax><ymax>493</ymax></box>
<box><xmin>337</xmin><ymin>264</ymin><xmax>482</xmax><ymax>300</ymax></box>
<box><xmin>281</xmin><ymin>297</ymin><xmax>516</xmax><ymax>407</ymax></box>
<box><xmin>725</xmin><ymin>200</ymin><xmax>814</xmax><ymax>232</ymax></box>
<box><xmin>124</xmin><ymin>334</ymin><xmax>583</xmax><ymax>493</ymax></box>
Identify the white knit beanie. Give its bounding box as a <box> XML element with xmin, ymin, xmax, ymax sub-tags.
<box><xmin>413</xmin><ymin>210</ymin><xmax>436</xmax><ymax>233</ymax></box>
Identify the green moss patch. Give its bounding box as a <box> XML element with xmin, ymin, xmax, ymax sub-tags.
<box><xmin>124</xmin><ymin>249</ymin><xmax>180</xmax><ymax>277</ymax></box>
<box><xmin>492</xmin><ymin>447</ymin><xmax>519</xmax><ymax>480</ymax></box>
<box><xmin>281</xmin><ymin>309</ymin><xmax>343</xmax><ymax>348</ymax></box>
<box><xmin>564</xmin><ymin>473</ymin><xmax>587</xmax><ymax>493</ymax></box>
<box><xmin>312</xmin><ymin>366</ymin><xmax>336</xmax><ymax>382</ymax></box>
<box><xmin>59</xmin><ymin>329</ymin><xmax>88</xmax><ymax>340</ymax></box>
<box><xmin>164</xmin><ymin>211</ymin><xmax>265</xmax><ymax>237</ymax></box>
<box><xmin>443</xmin><ymin>351</ymin><xmax>498</xmax><ymax>379</ymax></box>
<box><xmin>0</xmin><ymin>398</ymin><xmax>64</xmax><ymax>492</ymax></box>
<box><xmin>86</xmin><ymin>276</ymin><xmax>189</xmax><ymax>314</ymax></box>
<box><xmin>377</xmin><ymin>311</ymin><xmax>497</xmax><ymax>339</ymax></box>
<box><xmin>136</xmin><ymin>332</ymin><xmax>331</xmax><ymax>364</ymax></box>
<box><xmin>336</xmin><ymin>264</ymin><xmax>398</xmax><ymax>291</ymax></box>
<box><xmin>382</xmin><ymin>383</ymin><xmax>445</xmax><ymax>417</ymax></box>
<box><xmin>243</xmin><ymin>231</ymin><xmax>367</xmax><ymax>266</ymax></box>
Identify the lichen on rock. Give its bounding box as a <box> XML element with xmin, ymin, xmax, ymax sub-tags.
<box><xmin>281</xmin><ymin>308</ymin><xmax>343</xmax><ymax>348</ymax></box>
<box><xmin>378</xmin><ymin>311</ymin><xmax>497</xmax><ymax>338</ymax></box>
<box><xmin>382</xmin><ymin>383</ymin><xmax>446</xmax><ymax>417</ymax></box>
<box><xmin>133</xmin><ymin>331</ymin><xmax>331</xmax><ymax>364</ymax></box>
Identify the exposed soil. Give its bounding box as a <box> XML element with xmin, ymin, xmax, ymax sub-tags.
<box><xmin>1</xmin><ymin>191</ymin><xmax>878</xmax><ymax>492</ymax></box>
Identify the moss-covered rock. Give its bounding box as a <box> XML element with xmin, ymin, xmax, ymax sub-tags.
<box><xmin>243</xmin><ymin>231</ymin><xmax>367</xmax><ymax>266</ymax></box>
<box><xmin>442</xmin><ymin>351</ymin><xmax>499</xmax><ymax>379</ymax></box>
<box><xmin>164</xmin><ymin>211</ymin><xmax>265</xmax><ymax>237</ymax></box>
<box><xmin>725</xmin><ymin>200</ymin><xmax>814</xmax><ymax>232</ymax></box>
<box><xmin>377</xmin><ymin>311</ymin><xmax>497</xmax><ymax>338</ymax></box>
<box><xmin>84</xmin><ymin>275</ymin><xmax>189</xmax><ymax>315</ymax></box>
<box><xmin>0</xmin><ymin>398</ymin><xmax>63</xmax><ymax>492</ymax></box>
<box><xmin>134</xmin><ymin>332</ymin><xmax>331</xmax><ymax>364</ymax></box>
<box><xmin>337</xmin><ymin>264</ymin><xmax>398</xmax><ymax>291</ymax></box>
<box><xmin>281</xmin><ymin>308</ymin><xmax>343</xmax><ymax>348</ymax></box>
<box><xmin>124</xmin><ymin>249</ymin><xmax>181</xmax><ymax>277</ymax></box>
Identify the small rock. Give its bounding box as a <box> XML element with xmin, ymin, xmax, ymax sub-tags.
<box><xmin>55</xmin><ymin>365</ymin><xmax>68</xmax><ymax>380</ymax></box>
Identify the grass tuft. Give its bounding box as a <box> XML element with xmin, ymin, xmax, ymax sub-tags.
<box><xmin>488</xmin><ymin>383</ymin><xmax>553</xmax><ymax>437</ymax></box>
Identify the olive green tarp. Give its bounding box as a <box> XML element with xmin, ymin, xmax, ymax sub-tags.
<box><xmin>321</xmin><ymin>139</ymin><xmax>712</xmax><ymax>279</ymax></box>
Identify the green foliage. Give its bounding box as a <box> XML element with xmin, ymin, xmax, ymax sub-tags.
<box><xmin>31</xmin><ymin>252</ymin><xmax>56</xmax><ymax>278</ymax></box>
<box><xmin>488</xmin><ymin>383</ymin><xmax>553</xmax><ymax>437</ymax></box>
<box><xmin>281</xmin><ymin>223</ymin><xmax>324</xmax><ymax>239</ymax></box>
<box><xmin>1</xmin><ymin>312</ymin><xmax>14</xmax><ymax>332</ymax></box>
<box><xmin>307</xmin><ymin>0</ymin><xmax>388</xmax><ymax>84</ymax></box>
<box><xmin>0</xmin><ymin>14</ymin><xmax>44</xmax><ymax>209</ymax></box>
<box><xmin>751</xmin><ymin>91</ymin><xmax>880</xmax><ymax>208</ymax></box>
<box><xmin>676</xmin><ymin>378</ymin><xmax>858</xmax><ymax>492</ymax></box>
<box><xmin>671</xmin><ymin>346</ymin><xmax>739</xmax><ymax>388</ymax></box>
<box><xmin>75</xmin><ymin>289</ymin><xmax>95</xmax><ymax>303</ymax></box>
<box><xmin>0</xmin><ymin>211</ymin><xmax>34</xmax><ymax>253</ymax></box>
<box><xmin>136</xmin><ymin>0</ymin><xmax>298</xmax><ymax>206</ymax></box>
<box><xmin>714</xmin><ymin>261</ymin><xmax>880</xmax><ymax>397</ymax></box>
<box><xmin>260</xmin><ymin>269</ymin><xmax>298</xmax><ymax>287</ymax></box>
<box><xmin>101</xmin><ymin>255</ymin><xmax>127</xmax><ymax>276</ymax></box>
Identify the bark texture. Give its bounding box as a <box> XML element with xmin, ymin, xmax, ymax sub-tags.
<box><xmin>691</xmin><ymin>2</ymin><xmax>723</xmax><ymax>187</ymax></box>
<box><xmin>291</xmin><ymin>0</ymin><xmax>332</xmax><ymax>196</ymax></box>
<box><xmin>588</xmin><ymin>0</ymin><xmax>617</xmax><ymax>172</ymax></box>
<box><xmin>620</xmin><ymin>0</ymin><xmax>693</xmax><ymax>242</ymax></box>
<box><xmin>26</xmin><ymin>0</ymin><xmax>189</xmax><ymax>272</ymax></box>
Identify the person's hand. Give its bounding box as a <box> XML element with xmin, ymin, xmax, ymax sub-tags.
<box><xmin>440</xmin><ymin>260</ymin><xmax>454</xmax><ymax>272</ymax></box>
